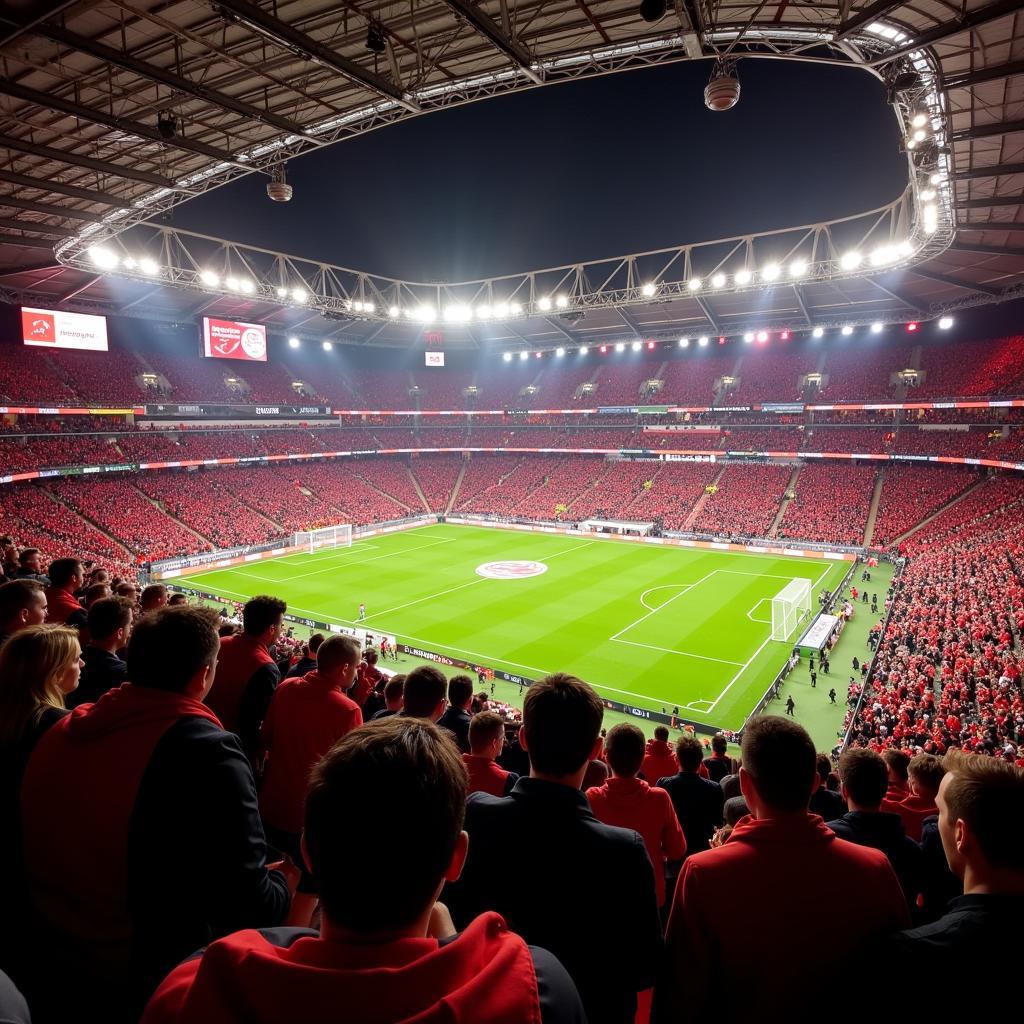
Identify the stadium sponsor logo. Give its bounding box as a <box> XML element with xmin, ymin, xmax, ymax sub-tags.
<box><xmin>476</xmin><ymin>560</ymin><xmax>549</xmax><ymax>579</ymax></box>
<box><xmin>403</xmin><ymin>646</ymin><xmax>456</xmax><ymax>666</ymax></box>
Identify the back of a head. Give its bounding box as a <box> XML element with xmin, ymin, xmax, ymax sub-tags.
<box><xmin>403</xmin><ymin>665</ymin><xmax>448</xmax><ymax>719</ymax></box>
<box><xmin>653</xmin><ymin>725</ymin><xmax>669</xmax><ymax>743</ymax></box>
<box><xmin>816</xmin><ymin>753</ymin><xmax>833</xmax><ymax>783</ymax></box>
<box><xmin>316</xmin><ymin>634</ymin><xmax>360</xmax><ymax>676</ymax></box>
<box><xmin>127</xmin><ymin>606</ymin><xmax>220</xmax><ymax>693</ymax></box>
<box><xmin>85</xmin><ymin>582</ymin><xmax>111</xmax><ymax>606</ymax></box>
<box><xmin>18</xmin><ymin>548</ymin><xmax>40</xmax><ymax>569</ymax></box>
<box><xmin>383</xmin><ymin>675</ymin><xmax>405</xmax><ymax>705</ymax></box>
<box><xmin>522</xmin><ymin>673</ymin><xmax>603</xmax><ymax>777</ymax></box>
<box><xmin>741</xmin><ymin>715</ymin><xmax>816</xmax><ymax>813</ymax></box>
<box><xmin>675</xmin><ymin>735</ymin><xmax>704</xmax><ymax>773</ymax></box>
<box><xmin>469</xmin><ymin>710</ymin><xmax>505</xmax><ymax>754</ymax></box>
<box><xmin>167</xmin><ymin>593</ymin><xmax>187</xmax><ymax>607</ymax></box>
<box><xmin>942</xmin><ymin>749</ymin><xmax>1024</xmax><ymax>872</ymax></box>
<box><xmin>363</xmin><ymin>647</ymin><xmax>378</xmax><ymax>665</ymax></box>
<box><xmin>839</xmin><ymin>747</ymin><xmax>888</xmax><ymax>809</ymax></box>
<box><xmin>447</xmin><ymin>674</ymin><xmax>473</xmax><ymax>709</ymax></box>
<box><xmin>140</xmin><ymin>583</ymin><xmax>168</xmax><ymax>610</ymax></box>
<box><xmin>0</xmin><ymin>579</ymin><xmax>43</xmax><ymax>626</ymax></box>
<box><xmin>242</xmin><ymin>595</ymin><xmax>287</xmax><ymax>636</ymax></box>
<box><xmin>605</xmin><ymin>722</ymin><xmax>646</xmax><ymax>778</ymax></box>
<box><xmin>48</xmin><ymin>558</ymin><xmax>81</xmax><ymax>589</ymax></box>
<box><xmin>305</xmin><ymin>718</ymin><xmax>467</xmax><ymax>932</ymax></box>
<box><xmin>307</xmin><ymin>632</ymin><xmax>325</xmax><ymax>655</ymax></box>
<box><xmin>87</xmin><ymin>596</ymin><xmax>134</xmax><ymax>643</ymax></box>
<box><xmin>113</xmin><ymin>582</ymin><xmax>138</xmax><ymax>600</ymax></box>
<box><xmin>909</xmin><ymin>752</ymin><xmax>946</xmax><ymax>798</ymax></box>
<box><xmin>712</xmin><ymin>733</ymin><xmax>728</xmax><ymax>756</ymax></box>
<box><xmin>882</xmin><ymin>748</ymin><xmax>910</xmax><ymax>782</ymax></box>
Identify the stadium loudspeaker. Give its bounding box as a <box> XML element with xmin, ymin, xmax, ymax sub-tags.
<box><xmin>639</xmin><ymin>0</ymin><xmax>667</xmax><ymax>23</ymax></box>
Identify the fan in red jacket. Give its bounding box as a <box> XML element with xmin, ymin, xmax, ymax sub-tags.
<box><xmin>463</xmin><ymin>710</ymin><xmax>519</xmax><ymax>797</ymax></box>
<box><xmin>143</xmin><ymin>718</ymin><xmax>586</xmax><ymax>1024</ymax></box>
<box><xmin>588</xmin><ymin>723</ymin><xmax>685</xmax><ymax>908</ymax></box>
<box><xmin>259</xmin><ymin>634</ymin><xmax>363</xmax><ymax>924</ymax></box>
<box><xmin>652</xmin><ymin>716</ymin><xmax>909</xmax><ymax>1023</ymax></box>
<box><xmin>895</xmin><ymin>752</ymin><xmax>946</xmax><ymax>841</ymax></box>
<box><xmin>639</xmin><ymin>726</ymin><xmax>678</xmax><ymax>784</ymax></box>
<box><xmin>880</xmin><ymin>748</ymin><xmax>911</xmax><ymax>812</ymax></box>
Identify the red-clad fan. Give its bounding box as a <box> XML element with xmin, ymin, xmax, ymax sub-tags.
<box><xmin>351</xmin><ymin>646</ymin><xmax>383</xmax><ymax>708</ymax></box>
<box><xmin>587</xmin><ymin>722</ymin><xmax>686</xmax><ymax>908</ymax></box>
<box><xmin>259</xmin><ymin>633</ymin><xmax>364</xmax><ymax>926</ymax></box>
<box><xmin>143</xmin><ymin>718</ymin><xmax>585</xmax><ymax>1024</ymax></box>
<box><xmin>43</xmin><ymin>558</ymin><xmax>86</xmax><ymax>629</ymax></box>
<box><xmin>894</xmin><ymin>753</ymin><xmax>946</xmax><ymax>842</ymax></box>
<box><xmin>653</xmin><ymin>716</ymin><xmax>909</xmax><ymax>1022</ymax></box>
<box><xmin>204</xmin><ymin>595</ymin><xmax>286</xmax><ymax>764</ymax></box>
<box><xmin>463</xmin><ymin>711</ymin><xmax>519</xmax><ymax>798</ymax></box>
<box><xmin>880</xmin><ymin>748</ymin><xmax>912</xmax><ymax>809</ymax></box>
<box><xmin>639</xmin><ymin>726</ymin><xmax>678</xmax><ymax>784</ymax></box>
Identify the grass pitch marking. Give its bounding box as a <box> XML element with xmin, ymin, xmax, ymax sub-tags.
<box><xmin>746</xmin><ymin>598</ymin><xmax>772</xmax><ymax>624</ymax></box>
<box><xmin>639</xmin><ymin>584</ymin><xmax>693</xmax><ymax>611</ymax></box>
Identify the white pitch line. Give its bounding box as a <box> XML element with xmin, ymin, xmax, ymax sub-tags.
<box><xmin>639</xmin><ymin>584</ymin><xmax>692</xmax><ymax>611</ymax></box>
<box><xmin>611</xmin><ymin>570</ymin><xmax>719</xmax><ymax>641</ymax></box>
<box><xmin>610</xmin><ymin>637</ymin><xmax>745</xmax><ymax>666</ymax></box>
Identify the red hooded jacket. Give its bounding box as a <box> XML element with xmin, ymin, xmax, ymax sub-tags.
<box><xmin>640</xmin><ymin>741</ymin><xmax>678</xmax><ymax>785</ymax></box>
<box><xmin>143</xmin><ymin>913</ymin><xmax>545</xmax><ymax>1024</ymax></box>
<box><xmin>205</xmin><ymin>633</ymin><xmax>275</xmax><ymax>735</ymax></box>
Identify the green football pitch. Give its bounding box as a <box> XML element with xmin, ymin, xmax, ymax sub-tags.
<box><xmin>180</xmin><ymin>524</ymin><xmax>850</xmax><ymax>732</ymax></box>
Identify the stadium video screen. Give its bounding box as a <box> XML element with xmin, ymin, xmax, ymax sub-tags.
<box><xmin>21</xmin><ymin>306</ymin><xmax>109</xmax><ymax>351</ymax></box>
<box><xmin>425</xmin><ymin>351</ymin><xmax>445</xmax><ymax>366</ymax></box>
<box><xmin>202</xmin><ymin>317</ymin><xmax>268</xmax><ymax>362</ymax></box>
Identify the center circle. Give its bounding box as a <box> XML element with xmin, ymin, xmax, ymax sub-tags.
<box><xmin>476</xmin><ymin>560</ymin><xmax>549</xmax><ymax>579</ymax></box>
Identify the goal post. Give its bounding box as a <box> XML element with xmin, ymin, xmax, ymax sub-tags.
<box><xmin>294</xmin><ymin>524</ymin><xmax>353</xmax><ymax>554</ymax></box>
<box><xmin>771</xmin><ymin>578</ymin><xmax>812</xmax><ymax>642</ymax></box>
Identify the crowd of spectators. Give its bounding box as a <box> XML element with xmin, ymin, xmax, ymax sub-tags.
<box><xmin>691</xmin><ymin>464</ymin><xmax>792</xmax><ymax>538</ymax></box>
<box><xmin>778</xmin><ymin>462</ymin><xmax>877</xmax><ymax>546</ymax></box>
<box><xmin>871</xmin><ymin>465</ymin><xmax>978</xmax><ymax>547</ymax></box>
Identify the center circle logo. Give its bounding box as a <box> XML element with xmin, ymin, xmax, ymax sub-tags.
<box><xmin>476</xmin><ymin>560</ymin><xmax>549</xmax><ymax>580</ymax></box>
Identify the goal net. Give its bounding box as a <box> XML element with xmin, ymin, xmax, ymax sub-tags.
<box><xmin>294</xmin><ymin>524</ymin><xmax>353</xmax><ymax>554</ymax></box>
<box><xmin>771</xmin><ymin>578</ymin><xmax>812</xmax><ymax>642</ymax></box>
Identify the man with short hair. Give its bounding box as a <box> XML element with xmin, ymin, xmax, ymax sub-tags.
<box><xmin>438</xmin><ymin>674</ymin><xmax>474</xmax><ymax>753</ymax></box>
<box><xmin>143</xmin><ymin>718</ymin><xmax>586</xmax><ymax>1024</ymax></box>
<box><xmin>640</xmin><ymin>726</ymin><xmax>678</xmax><ymax>783</ymax></box>
<box><xmin>881</xmin><ymin>749</ymin><xmax>911</xmax><ymax>809</ymax></box>
<box><xmin>84</xmin><ymin>581</ymin><xmax>112</xmax><ymax>609</ymax></box>
<box><xmin>371</xmin><ymin>674</ymin><xmax>405</xmax><ymax>720</ymax></box>
<box><xmin>12</xmin><ymin>548</ymin><xmax>47</xmax><ymax>585</ymax></box>
<box><xmin>0</xmin><ymin>579</ymin><xmax>47</xmax><ymax>648</ymax></box>
<box><xmin>703</xmin><ymin>733</ymin><xmax>732</xmax><ymax>783</ymax></box>
<box><xmin>139</xmin><ymin>584</ymin><xmax>169</xmax><ymax>615</ymax></box>
<box><xmin>20</xmin><ymin>606</ymin><xmax>291</xmax><ymax>1021</ymax></box>
<box><xmin>284</xmin><ymin>633</ymin><xmax>323</xmax><ymax>678</ymax></box>
<box><xmin>401</xmin><ymin>665</ymin><xmax>448</xmax><ymax>722</ymax></box>
<box><xmin>809</xmin><ymin>752</ymin><xmax>846</xmax><ymax>820</ymax></box>
<box><xmin>204</xmin><ymin>595</ymin><xmax>286</xmax><ymax>764</ymax></box>
<box><xmin>657</xmin><ymin>735</ymin><xmax>725</xmax><ymax>855</ymax></box>
<box><xmin>69</xmin><ymin>596</ymin><xmax>133</xmax><ymax>708</ymax></box>
<box><xmin>463</xmin><ymin>711</ymin><xmax>519</xmax><ymax>797</ymax></box>
<box><xmin>351</xmin><ymin>646</ymin><xmax>383</xmax><ymax>708</ymax></box>
<box><xmin>259</xmin><ymin>634</ymin><xmax>363</xmax><ymax>924</ymax></box>
<box><xmin>826</xmin><ymin>747</ymin><xmax>924</xmax><ymax>910</ymax></box>
<box><xmin>885</xmin><ymin>751</ymin><xmax>1024</xmax><ymax>984</ymax></box>
<box><xmin>896</xmin><ymin>753</ymin><xmax>946</xmax><ymax>841</ymax></box>
<box><xmin>167</xmin><ymin>593</ymin><xmax>188</xmax><ymax>607</ymax></box>
<box><xmin>446</xmin><ymin>673</ymin><xmax>662</xmax><ymax>1024</ymax></box>
<box><xmin>43</xmin><ymin>558</ymin><xmax>86</xmax><ymax>628</ymax></box>
<box><xmin>653</xmin><ymin>716</ymin><xmax>909</xmax><ymax>1022</ymax></box>
<box><xmin>587</xmin><ymin>723</ymin><xmax>685</xmax><ymax>909</ymax></box>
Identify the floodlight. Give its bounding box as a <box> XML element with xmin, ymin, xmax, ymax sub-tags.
<box><xmin>89</xmin><ymin>246</ymin><xmax>118</xmax><ymax>270</ymax></box>
<box><xmin>631</xmin><ymin>340</ymin><xmax>642</xmax><ymax>352</ymax></box>
<box><xmin>698</xmin><ymin>336</ymin><xmax>709</xmax><ymax>347</ymax></box>
<box><xmin>912</xmin><ymin>129</ymin><xmax>926</xmax><ymax>142</ymax></box>
<box><xmin>840</xmin><ymin>251</ymin><xmax>862</xmax><ymax>270</ymax></box>
<box><xmin>224</xmin><ymin>277</ymin><xmax>239</xmax><ymax>291</ymax></box>
<box><xmin>291</xmin><ymin>288</ymin><xmax>307</xmax><ymax>304</ymax></box>
<box><xmin>780</xmin><ymin>330</ymin><xmax>791</xmax><ymax>341</ymax></box>
<box><xmin>493</xmin><ymin>303</ymin><xmax>509</xmax><ymax>318</ymax></box>
<box><xmin>789</xmin><ymin>259</ymin><xmax>807</xmax><ymax>279</ymax></box>
<box><xmin>938</xmin><ymin>316</ymin><xmax>954</xmax><ymax>330</ymax></box>
<box><xmin>919</xmin><ymin>188</ymin><xmax>935</xmax><ymax>201</ymax></box>
<box><xmin>641</xmin><ymin>283</ymin><xmax>656</xmax><ymax>297</ymax></box>
<box><xmin>679</xmin><ymin>337</ymin><xmax>690</xmax><ymax>348</ymax></box>
<box><xmin>841</xmin><ymin>325</ymin><xmax>854</xmax><ymax>336</ymax></box>
<box><xmin>276</xmin><ymin>286</ymin><xmax>288</xmax><ymax>299</ymax></box>
<box><xmin>555</xmin><ymin>295</ymin><xmax>569</xmax><ymax>309</ymax></box>
<box><xmin>579</xmin><ymin>345</ymin><xmax>589</xmax><ymax>354</ymax></box>
<box><xmin>735</xmin><ymin>268</ymin><xmax>752</xmax><ymax>286</ymax></box>
<box><xmin>353</xmin><ymin>301</ymin><xmax>365</xmax><ymax>312</ymax></box>
<box><xmin>363</xmin><ymin>301</ymin><xmax>375</xmax><ymax>313</ymax></box>
<box><xmin>906</xmin><ymin>321</ymin><xmax>919</xmax><ymax>332</ymax></box>
<box><xmin>476</xmin><ymin>305</ymin><xmax>492</xmax><ymax>319</ymax></box>
<box><xmin>538</xmin><ymin>296</ymin><xmax>552</xmax><ymax>311</ymax></box>
<box><xmin>509</xmin><ymin>302</ymin><xmax>523</xmax><ymax>315</ymax></box>
<box><xmin>870</xmin><ymin>246</ymin><xmax>896</xmax><ymax>267</ymax></box>
<box><xmin>761</xmin><ymin>263</ymin><xmax>780</xmax><ymax>281</ymax></box>
<box><xmin>929</xmin><ymin>171</ymin><xmax>944</xmax><ymax>185</ymax></box>
<box><xmin>288</xmin><ymin>336</ymin><xmax>300</xmax><ymax>348</ymax></box>
<box><xmin>414</xmin><ymin>305</ymin><xmax>436</xmax><ymax>323</ymax></box>
<box><xmin>503</xmin><ymin>352</ymin><xmax>512</xmax><ymax>362</ymax></box>
<box><xmin>139</xmin><ymin>257</ymin><xmax>159</xmax><ymax>275</ymax></box>
<box><xmin>123</xmin><ymin>257</ymin><xmax>137</xmax><ymax>270</ymax></box>
<box><xmin>911</xmin><ymin>113</ymin><xmax>927</xmax><ymax>128</ymax></box>
<box><xmin>743</xmin><ymin>332</ymin><xmax>754</xmax><ymax>343</ymax></box>
<box><xmin>647</xmin><ymin>341</ymin><xmax>656</xmax><ymax>350</ymax></box>
<box><xmin>322</xmin><ymin>341</ymin><xmax>333</xmax><ymax>351</ymax></box>
<box><xmin>711</xmin><ymin>272</ymin><xmax>726</xmax><ymax>288</ymax></box>
<box><xmin>200</xmin><ymin>270</ymin><xmax>220</xmax><ymax>287</ymax></box>
<box><xmin>615</xmin><ymin>342</ymin><xmax>626</xmax><ymax>353</ymax></box>
<box><xmin>519</xmin><ymin>351</ymin><xmax>529</xmax><ymax>361</ymax></box>
<box><xmin>756</xmin><ymin>330</ymin><xmax>768</xmax><ymax>343</ymax></box>
<box><xmin>238</xmin><ymin>278</ymin><xmax>255</xmax><ymax>294</ymax></box>
<box><xmin>556</xmin><ymin>346</ymin><xmax>565</xmax><ymax>357</ymax></box>
<box><xmin>812</xmin><ymin>327</ymin><xmax>824</xmax><ymax>339</ymax></box>
<box><xmin>870</xmin><ymin>322</ymin><xmax>883</xmax><ymax>333</ymax></box>
<box><xmin>388</xmin><ymin>306</ymin><xmax>400</xmax><ymax>318</ymax></box>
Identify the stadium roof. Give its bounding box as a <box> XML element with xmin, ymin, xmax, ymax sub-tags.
<box><xmin>0</xmin><ymin>0</ymin><xmax>1022</xmax><ymax>347</ymax></box>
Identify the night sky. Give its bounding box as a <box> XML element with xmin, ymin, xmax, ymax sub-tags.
<box><xmin>172</xmin><ymin>57</ymin><xmax>908</xmax><ymax>282</ymax></box>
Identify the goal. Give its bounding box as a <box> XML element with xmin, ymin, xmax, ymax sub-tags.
<box><xmin>771</xmin><ymin>578</ymin><xmax>812</xmax><ymax>642</ymax></box>
<box><xmin>294</xmin><ymin>524</ymin><xmax>353</xmax><ymax>553</ymax></box>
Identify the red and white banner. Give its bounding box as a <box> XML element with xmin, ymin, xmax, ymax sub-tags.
<box><xmin>22</xmin><ymin>307</ymin><xmax>108</xmax><ymax>351</ymax></box>
<box><xmin>202</xmin><ymin>317</ymin><xmax>267</xmax><ymax>361</ymax></box>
